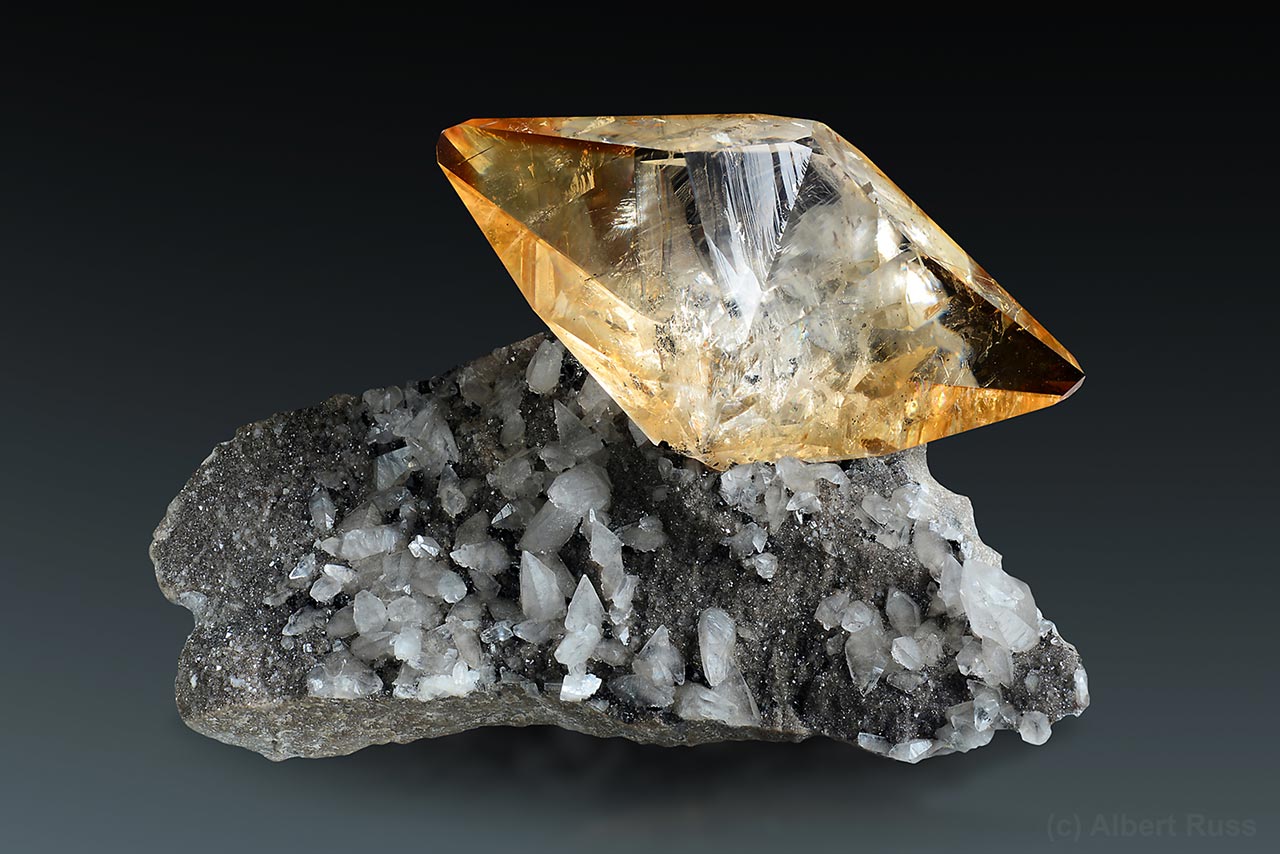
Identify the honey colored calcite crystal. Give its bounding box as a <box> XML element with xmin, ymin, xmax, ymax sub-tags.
<box><xmin>439</xmin><ymin>115</ymin><xmax>1083</xmax><ymax>468</ymax></box>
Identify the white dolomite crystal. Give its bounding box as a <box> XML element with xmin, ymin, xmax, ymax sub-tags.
<box><xmin>525</xmin><ymin>338</ymin><xmax>565</xmax><ymax>394</ymax></box>
<box><xmin>1019</xmin><ymin>710</ymin><xmax>1053</xmax><ymax>745</ymax></box>
<box><xmin>959</xmin><ymin>560</ymin><xmax>1040</xmax><ymax>652</ymax></box>
<box><xmin>519</xmin><ymin>551</ymin><xmax>566</xmax><ymax>622</ymax></box>
<box><xmin>546</xmin><ymin>463</ymin><xmax>611</xmax><ymax>516</ymax></box>
<box><xmin>634</xmin><ymin>625</ymin><xmax>684</xmax><ymax>688</ymax></box>
<box><xmin>674</xmin><ymin>668</ymin><xmax>760</xmax><ymax>727</ymax></box>
<box><xmin>697</xmin><ymin>608</ymin><xmax>737</xmax><ymax>688</ymax></box>
<box><xmin>560</xmin><ymin>671</ymin><xmax>602</xmax><ymax>702</ymax></box>
<box><xmin>565</xmin><ymin>575</ymin><xmax>605</xmax><ymax>633</ymax></box>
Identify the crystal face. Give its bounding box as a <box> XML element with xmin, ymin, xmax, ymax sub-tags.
<box><xmin>438</xmin><ymin>115</ymin><xmax>1083</xmax><ymax>468</ymax></box>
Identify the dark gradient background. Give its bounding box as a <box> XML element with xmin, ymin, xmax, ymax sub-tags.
<box><xmin>2</xmin><ymin>18</ymin><xmax>1275</xmax><ymax>853</ymax></box>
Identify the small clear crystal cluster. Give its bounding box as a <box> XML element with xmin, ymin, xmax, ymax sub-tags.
<box><xmin>718</xmin><ymin>449</ymin><xmax>1088</xmax><ymax>760</ymax></box>
<box><xmin>265</xmin><ymin>337</ymin><xmax>1086</xmax><ymax>761</ymax></box>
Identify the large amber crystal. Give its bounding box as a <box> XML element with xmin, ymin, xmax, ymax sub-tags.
<box><xmin>439</xmin><ymin>115</ymin><xmax>1083</xmax><ymax>468</ymax></box>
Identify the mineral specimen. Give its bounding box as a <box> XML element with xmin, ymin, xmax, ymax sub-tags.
<box><xmin>438</xmin><ymin>115</ymin><xmax>1084</xmax><ymax>468</ymax></box>
<box><xmin>153</xmin><ymin>334</ymin><xmax>1087</xmax><ymax>761</ymax></box>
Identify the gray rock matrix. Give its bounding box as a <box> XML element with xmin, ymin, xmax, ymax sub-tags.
<box><xmin>153</xmin><ymin>333</ymin><xmax>1088</xmax><ymax>762</ymax></box>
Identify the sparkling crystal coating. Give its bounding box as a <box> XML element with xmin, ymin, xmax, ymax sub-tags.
<box><xmin>439</xmin><ymin>115</ymin><xmax>1083</xmax><ymax>468</ymax></box>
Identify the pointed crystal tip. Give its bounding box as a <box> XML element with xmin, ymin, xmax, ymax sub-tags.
<box><xmin>439</xmin><ymin>115</ymin><xmax>1083</xmax><ymax>468</ymax></box>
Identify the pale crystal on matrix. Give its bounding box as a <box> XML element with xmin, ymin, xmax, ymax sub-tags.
<box><xmin>815</xmin><ymin>591</ymin><xmax>852</xmax><ymax>631</ymax></box>
<box><xmin>519</xmin><ymin>551</ymin><xmax>565</xmax><ymax>622</ymax></box>
<box><xmin>417</xmin><ymin>661</ymin><xmax>484</xmax><ymax>701</ymax></box>
<box><xmin>325</xmin><ymin>605</ymin><xmax>356</xmax><ymax>639</ymax></box>
<box><xmin>553</xmin><ymin>628</ymin><xmax>601</xmax><ymax>668</ymax></box>
<box><xmin>282</xmin><ymin>606</ymin><xmax>323</xmax><ymax>637</ymax></box>
<box><xmin>555</xmin><ymin>576</ymin><xmax>605</xmax><ymax>669</ymax></box>
<box><xmin>408</xmin><ymin>534</ymin><xmax>442</xmax><ymax>558</ymax></box>
<box><xmin>436</xmin><ymin>465</ymin><xmax>469</xmax><ymax>517</ymax></box>
<box><xmin>888</xmin><ymin>738</ymin><xmax>934</xmax><ymax>764</ymax></box>
<box><xmin>525</xmin><ymin>338</ymin><xmax>565</xmax><ymax>395</ymax></box>
<box><xmin>609</xmin><ymin>673</ymin><xmax>674</xmax><ymax>708</ymax></box>
<box><xmin>587</xmin><ymin>514</ymin><xmax>625</xmax><ymax>596</ymax></box>
<box><xmin>439</xmin><ymin>115</ymin><xmax>1085</xmax><ymax>468</ymax></box>
<box><xmin>843</xmin><ymin>603</ymin><xmax>890</xmax><ymax>693</ymax></box>
<box><xmin>697</xmin><ymin>608</ymin><xmax>737</xmax><ymax>688</ymax></box>
<box><xmin>374</xmin><ymin>447</ymin><xmax>414</xmax><ymax>490</ymax></box>
<box><xmin>306</xmin><ymin>651</ymin><xmax>381</xmax><ymax>699</ymax></box>
<box><xmin>352</xmin><ymin>590</ymin><xmax>387</xmax><ymax>634</ymax></box>
<box><xmin>674</xmin><ymin>668</ymin><xmax>760</xmax><ymax>727</ymax></box>
<box><xmin>435</xmin><ymin>569</ymin><xmax>467</xmax><ymax>603</ymax></box>
<box><xmin>309</xmin><ymin>489</ymin><xmax>335</xmax><ymax>531</ymax></box>
<box><xmin>448</xmin><ymin>539</ymin><xmax>509</xmax><ymax>573</ymax></box>
<box><xmin>288</xmin><ymin>554</ymin><xmax>316</xmax><ymax>584</ymax></box>
<box><xmin>841</xmin><ymin>599</ymin><xmax>879</xmax><ymax>633</ymax></box>
<box><xmin>891</xmin><ymin>636</ymin><xmax>925</xmax><ymax>671</ymax></box>
<box><xmin>322</xmin><ymin>525</ymin><xmax>404</xmax><ymax>561</ymax></box>
<box><xmin>748</xmin><ymin>552</ymin><xmax>778</xmax><ymax>580</ymax></box>
<box><xmin>633</xmin><ymin>625</ymin><xmax>684</xmax><ymax>688</ymax></box>
<box><xmin>619</xmin><ymin>515</ymin><xmax>667</xmax><ymax>551</ymax></box>
<box><xmin>565</xmin><ymin>575</ymin><xmax>605</xmax><ymax>633</ymax></box>
<box><xmin>546</xmin><ymin>464</ymin><xmax>611</xmax><ymax>516</ymax></box>
<box><xmin>309</xmin><ymin>564</ymin><xmax>353</xmax><ymax>604</ymax></box>
<box><xmin>1019</xmin><ymin>710</ymin><xmax>1053</xmax><ymax>745</ymax></box>
<box><xmin>959</xmin><ymin>560</ymin><xmax>1040</xmax><ymax>652</ymax></box>
<box><xmin>972</xmin><ymin>683</ymin><xmax>1003</xmax><ymax>732</ymax></box>
<box><xmin>885</xmin><ymin>587</ymin><xmax>921</xmax><ymax>635</ymax></box>
<box><xmin>155</xmin><ymin>333</ymin><xmax>1087</xmax><ymax>763</ymax></box>
<box><xmin>1074</xmin><ymin>667</ymin><xmax>1091</xmax><ymax>709</ymax></box>
<box><xmin>518</xmin><ymin>500</ymin><xmax>580</xmax><ymax>554</ymax></box>
<box><xmin>561</xmin><ymin>671</ymin><xmax>602</xmax><ymax>702</ymax></box>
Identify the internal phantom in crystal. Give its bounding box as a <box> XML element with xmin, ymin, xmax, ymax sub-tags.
<box><xmin>439</xmin><ymin>115</ymin><xmax>1082</xmax><ymax>468</ymax></box>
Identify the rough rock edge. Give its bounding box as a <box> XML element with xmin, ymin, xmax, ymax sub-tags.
<box><xmin>153</xmin><ymin>334</ymin><xmax>1086</xmax><ymax>761</ymax></box>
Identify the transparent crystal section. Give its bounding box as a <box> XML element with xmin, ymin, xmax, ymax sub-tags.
<box><xmin>439</xmin><ymin>115</ymin><xmax>1083</xmax><ymax>468</ymax></box>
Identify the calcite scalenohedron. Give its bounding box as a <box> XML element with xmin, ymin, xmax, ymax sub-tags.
<box><xmin>439</xmin><ymin>115</ymin><xmax>1083</xmax><ymax>469</ymax></box>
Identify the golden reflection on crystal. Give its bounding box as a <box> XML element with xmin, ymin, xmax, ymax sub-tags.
<box><xmin>439</xmin><ymin>115</ymin><xmax>1083</xmax><ymax>468</ymax></box>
